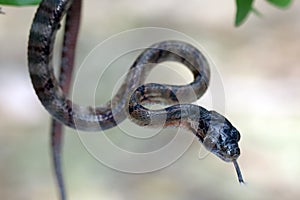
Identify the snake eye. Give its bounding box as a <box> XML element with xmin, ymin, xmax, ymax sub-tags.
<box><xmin>222</xmin><ymin>125</ymin><xmax>230</xmax><ymax>135</ymax></box>
<box><xmin>203</xmin><ymin>136</ymin><xmax>217</xmax><ymax>151</ymax></box>
<box><xmin>230</xmin><ymin>129</ymin><xmax>240</xmax><ymax>141</ymax></box>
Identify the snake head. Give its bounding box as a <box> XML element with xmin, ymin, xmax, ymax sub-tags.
<box><xmin>203</xmin><ymin>111</ymin><xmax>241</xmax><ymax>162</ymax></box>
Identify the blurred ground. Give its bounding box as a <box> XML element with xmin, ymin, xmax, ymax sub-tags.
<box><xmin>1</xmin><ymin>0</ymin><xmax>300</xmax><ymax>200</ymax></box>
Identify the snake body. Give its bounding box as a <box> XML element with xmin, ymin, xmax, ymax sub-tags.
<box><xmin>49</xmin><ymin>0</ymin><xmax>82</xmax><ymax>199</ymax></box>
<box><xmin>28</xmin><ymin>0</ymin><xmax>244</xmax><ymax>196</ymax></box>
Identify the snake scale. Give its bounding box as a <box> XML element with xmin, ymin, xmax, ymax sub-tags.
<box><xmin>28</xmin><ymin>0</ymin><xmax>244</xmax><ymax>198</ymax></box>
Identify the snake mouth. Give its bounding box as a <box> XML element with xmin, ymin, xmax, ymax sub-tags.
<box><xmin>214</xmin><ymin>147</ymin><xmax>240</xmax><ymax>162</ymax></box>
<box><xmin>220</xmin><ymin>156</ymin><xmax>236</xmax><ymax>162</ymax></box>
<box><xmin>227</xmin><ymin>148</ymin><xmax>240</xmax><ymax>159</ymax></box>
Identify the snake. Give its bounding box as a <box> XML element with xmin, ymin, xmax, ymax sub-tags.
<box><xmin>28</xmin><ymin>0</ymin><xmax>244</xmax><ymax>198</ymax></box>
<box><xmin>49</xmin><ymin>0</ymin><xmax>82</xmax><ymax>200</ymax></box>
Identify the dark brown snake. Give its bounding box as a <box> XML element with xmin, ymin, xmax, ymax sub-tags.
<box><xmin>28</xmin><ymin>0</ymin><xmax>244</xmax><ymax>199</ymax></box>
<box><xmin>49</xmin><ymin>1</ymin><xmax>81</xmax><ymax>199</ymax></box>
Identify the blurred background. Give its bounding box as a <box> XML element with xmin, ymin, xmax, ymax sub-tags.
<box><xmin>1</xmin><ymin>0</ymin><xmax>300</xmax><ymax>199</ymax></box>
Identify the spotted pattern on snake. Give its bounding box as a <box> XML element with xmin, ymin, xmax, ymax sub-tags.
<box><xmin>28</xmin><ymin>0</ymin><xmax>245</xmax><ymax>198</ymax></box>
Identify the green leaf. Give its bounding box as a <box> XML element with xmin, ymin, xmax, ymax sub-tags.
<box><xmin>235</xmin><ymin>0</ymin><xmax>254</xmax><ymax>27</ymax></box>
<box><xmin>0</xmin><ymin>0</ymin><xmax>41</xmax><ymax>6</ymax></box>
<box><xmin>266</xmin><ymin>0</ymin><xmax>292</xmax><ymax>8</ymax></box>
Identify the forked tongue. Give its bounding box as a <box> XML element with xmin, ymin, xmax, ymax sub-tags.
<box><xmin>233</xmin><ymin>160</ymin><xmax>245</xmax><ymax>184</ymax></box>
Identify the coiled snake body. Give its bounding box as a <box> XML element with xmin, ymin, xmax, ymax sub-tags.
<box><xmin>28</xmin><ymin>0</ymin><xmax>244</xmax><ymax>198</ymax></box>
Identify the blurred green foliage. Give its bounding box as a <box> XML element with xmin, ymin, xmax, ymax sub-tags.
<box><xmin>235</xmin><ymin>0</ymin><xmax>292</xmax><ymax>26</ymax></box>
<box><xmin>267</xmin><ymin>0</ymin><xmax>292</xmax><ymax>7</ymax></box>
<box><xmin>0</xmin><ymin>0</ymin><xmax>293</xmax><ymax>26</ymax></box>
<box><xmin>235</xmin><ymin>0</ymin><xmax>254</xmax><ymax>26</ymax></box>
<box><xmin>0</xmin><ymin>0</ymin><xmax>40</xmax><ymax>6</ymax></box>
